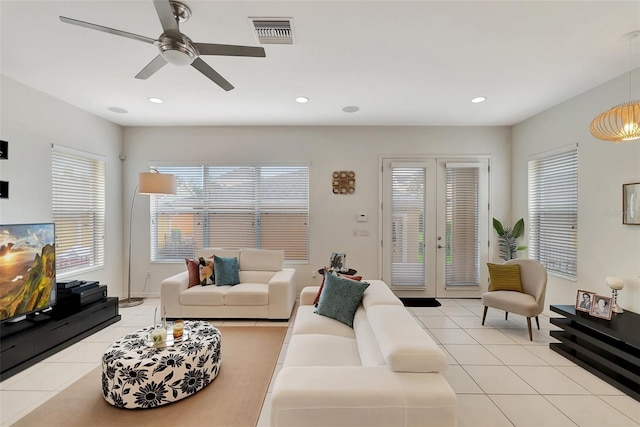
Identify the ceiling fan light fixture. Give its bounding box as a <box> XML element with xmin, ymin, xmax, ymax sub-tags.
<box><xmin>158</xmin><ymin>35</ymin><xmax>198</xmax><ymax>66</ymax></box>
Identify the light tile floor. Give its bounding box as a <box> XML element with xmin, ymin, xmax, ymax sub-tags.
<box><xmin>1</xmin><ymin>298</ymin><xmax>639</xmax><ymax>427</ymax></box>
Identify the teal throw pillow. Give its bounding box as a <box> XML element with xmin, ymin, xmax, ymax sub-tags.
<box><xmin>315</xmin><ymin>272</ymin><xmax>369</xmax><ymax>328</ymax></box>
<box><xmin>213</xmin><ymin>255</ymin><xmax>240</xmax><ymax>286</ymax></box>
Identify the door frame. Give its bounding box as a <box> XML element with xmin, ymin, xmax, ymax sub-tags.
<box><xmin>378</xmin><ymin>154</ymin><xmax>492</xmax><ymax>299</ymax></box>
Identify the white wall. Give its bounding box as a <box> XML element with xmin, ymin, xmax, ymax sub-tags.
<box><xmin>123</xmin><ymin>126</ymin><xmax>511</xmax><ymax>296</ymax></box>
<box><xmin>0</xmin><ymin>76</ymin><xmax>124</xmax><ymax>298</ymax></box>
<box><xmin>512</xmin><ymin>73</ymin><xmax>640</xmax><ymax>313</ymax></box>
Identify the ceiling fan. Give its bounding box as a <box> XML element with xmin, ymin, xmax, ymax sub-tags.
<box><xmin>59</xmin><ymin>0</ymin><xmax>265</xmax><ymax>91</ymax></box>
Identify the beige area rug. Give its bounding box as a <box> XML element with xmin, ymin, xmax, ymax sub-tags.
<box><xmin>14</xmin><ymin>326</ymin><xmax>286</xmax><ymax>427</ymax></box>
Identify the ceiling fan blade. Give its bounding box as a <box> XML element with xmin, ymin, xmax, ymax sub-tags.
<box><xmin>191</xmin><ymin>58</ymin><xmax>234</xmax><ymax>91</ymax></box>
<box><xmin>59</xmin><ymin>16</ymin><xmax>157</xmax><ymax>45</ymax></box>
<box><xmin>153</xmin><ymin>0</ymin><xmax>181</xmax><ymax>39</ymax></box>
<box><xmin>135</xmin><ymin>55</ymin><xmax>168</xmax><ymax>80</ymax></box>
<box><xmin>195</xmin><ymin>43</ymin><xmax>266</xmax><ymax>58</ymax></box>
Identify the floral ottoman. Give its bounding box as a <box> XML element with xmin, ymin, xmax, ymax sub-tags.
<box><xmin>101</xmin><ymin>320</ymin><xmax>221</xmax><ymax>408</ymax></box>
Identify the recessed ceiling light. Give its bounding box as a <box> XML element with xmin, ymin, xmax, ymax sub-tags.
<box><xmin>471</xmin><ymin>97</ymin><xmax>486</xmax><ymax>103</ymax></box>
<box><xmin>108</xmin><ymin>106</ymin><xmax>128</xmax><ymax>114</ymax></box>
<box><xmin>295</xmin><ymin>96</ymin><xmax>309</xmax><ymax>103</ymax></box>
<box><xmin>148</xmin><ymin>97</ymin><xmax>164</xmax><ymax>104</ymax></box>
<box><xmin>342</xmin><ymin>106</ymin><xmax>360</xmax><ymax>113</ymax></box>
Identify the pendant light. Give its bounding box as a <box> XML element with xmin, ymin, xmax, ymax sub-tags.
<box><xmin>590</xmin><ymin>31</ymin><xmax>640</xmax><ymax>143</ymax></box>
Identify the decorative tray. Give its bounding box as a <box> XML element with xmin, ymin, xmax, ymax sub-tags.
<box><xmin>145</xmin><ymin>327</ymin><xmax>191</xmax><ymax>348</ymax></box>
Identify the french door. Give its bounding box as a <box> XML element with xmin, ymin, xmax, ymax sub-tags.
<box><xmin>381</xmin><ymin>157</ymin><xmax>489</xmax><ymax>298</ymax></box>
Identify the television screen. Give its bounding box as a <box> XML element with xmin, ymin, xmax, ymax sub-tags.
<box><xmin>0</xmin><ymin>223</ymin><xmax>56</xmax><ymax>322</ymax></box>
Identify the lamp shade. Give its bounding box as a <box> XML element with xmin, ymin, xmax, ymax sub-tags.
<box><xmin>590</xmin><ymin>101</ymin><xmax>640</xmax><ymax>142</ymax></box>
<box><xmin>605</xmin><ymin>276</ymin><xmax>624</xmax><ymax>290</ymax></box>
<box><xmin>138</xmin><ymin>172</ymin><xmax>177</xmax><ymax>195</ymax></box>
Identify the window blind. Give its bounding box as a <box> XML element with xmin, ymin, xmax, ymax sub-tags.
<box><xmin>528</xmin><ymin>146</ymin><xmax>578</xmax><ymax>279</ymax></box>
<box><xmin>390</xmin><ymin>164</ymin><xmax>426</xmax><ymax>287</ymax></box>
<box><xmin>445</xmin><ymin>164</ymin><xmax>480</xmax><ymax>286</ymax></box>
<box><xmin>52</xmin><ymin>148</ymin><xmax>106</xmax><ymax>275</ymax></box>
<box><xmin>151</xmin><ymin>165</ymin><xmax>309</xmax><ymax>262</ymax></box>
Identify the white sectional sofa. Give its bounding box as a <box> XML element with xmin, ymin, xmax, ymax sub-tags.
<box><xmin>271</xmin><ymin>280</ymin><xmax>456</xmax><ymax>427</ymax></box>
<box><xmin>160</xmin><ymin>247</ymin><xmax>296</xmax><ymax>319</ymax></box>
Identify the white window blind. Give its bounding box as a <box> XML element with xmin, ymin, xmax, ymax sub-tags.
<box><xmin>528</xmin><ymin>146</ymin><xmax>578</xmax><ymax>279</ymax></box>
<box><xmin>445</xmin><ymin>164</ymin><xmax>480</xmax><ymax>286</ymax></box>
<box><xmin>391</xmin><ymin>164</ymin><xmax>426</xmax><ymax>287</ymax></box>
<box><xmin>52</xmin><ymin>148</ymin><xmax>106</xmax><ymax>275</ymax></box>
<box><xmin>151</xmin><ymin>165</ymin><xmax>309</xmax><ymax>262</ymax></box>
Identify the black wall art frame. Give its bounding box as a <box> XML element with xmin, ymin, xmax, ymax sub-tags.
<box><xmin>623</xmin><ymin>183</ymin><xmax>640</xmax><ymax>225</ymax></box>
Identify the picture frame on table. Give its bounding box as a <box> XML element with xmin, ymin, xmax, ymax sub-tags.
<box><xmin>589</xmin><ymin>294</ymin><xmax>613</xmax><ymax>320</ymax></box>
<box><xmin>622</xmin><ymin>182</ymin><xmax>640</xmax><ymax>225</ymax></box>
<box><xmin>575</xmin><ymin>289</ymin><xmax>595</xmax><ymax>312</ymax></box>
<box><xmin>330</xmin><ymin>253</ymin><xmax>346</xmax><ymax>272</ymax></box>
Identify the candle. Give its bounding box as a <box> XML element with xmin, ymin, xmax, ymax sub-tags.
<box><xmin>173</xmin><ymin>320</ymin><xmax>184</xmax><ymax>339</ymax></box>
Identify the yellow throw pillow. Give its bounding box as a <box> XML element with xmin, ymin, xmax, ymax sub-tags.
<box><xmin>487</xmin><ymin>263</ymin><xmax>523</xmax><ymax>292</ymax></box>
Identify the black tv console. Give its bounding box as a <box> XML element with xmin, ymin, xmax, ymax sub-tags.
<box><xmin>0</xmin><ymin>297</ymin><xmax>120</xmax><ymax>381</ymax></box>
<box><xmin>549</xmin><ymin>304</ymin><xmax>640</xmax><ymax>401</ymax></box>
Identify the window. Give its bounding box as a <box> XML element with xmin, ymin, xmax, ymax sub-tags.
<box><xmin>528</xmin><ymin>145</ymin><xmax>578</xmax><ymax>279</ymax></box>
<box><xmin>150</xmin><ymin>165</ymin><xmax>309</xmax><ymax>262</ymax></box>
<box><xmin>390</xmin><ymin>164</ymin><xmax>426</xmax><ymax>286</ymax></box>
<box><xmin>52</xmin><ymin>146</ymin><xmax>106</xmax><ymax>275</ymax></box>
<box><xmin>445</xmin><ymin>163</ymin><xmax>480</xmax><ymax>286</ymax></box>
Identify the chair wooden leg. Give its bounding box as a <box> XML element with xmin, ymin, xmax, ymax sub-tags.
<box><xmin>482</xmin><ymin>306</ymin><xmax>488</xmax><ymax>325</ymax></box>
<box><xmin>535</xmin><ymin>316</ymin><xmax>540</xmax><ymax>330</ymax></box>
<box><xmin>526</xmin><ymin>317</ymin><xmax>533</xmax><ymax>341</ymax></box>
<box><xmin>505</xmin><ymin>312</ymin><xmax>508</xmax><ymax>321</ymax></box>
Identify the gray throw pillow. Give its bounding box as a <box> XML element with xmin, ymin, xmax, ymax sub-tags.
<box><xmin>315</xmin><ymin>272</ymin><xmax>369</xmax><ymax>327</ymax></box>
<box><xmin>213</xmin><ymin>255</ymin><xmax>240</xmax><ymax>286</ymax></box>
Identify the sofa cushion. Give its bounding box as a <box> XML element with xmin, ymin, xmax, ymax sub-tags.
<box><xmin>353</xmin><ymin>308</ymin><xmax>386</xmax><ymax>366</ymax></box>
<box><xmin>293</xmin><ymin>306</ymin><xmax>356</xmax><ymax>339</ymax></box>
<box><xmin>198</xmin><ymin>257</ymin><xmax>215</xmax><ymax>285</ymax></box>
<box><xmin>240</xmin><ymin>248</ymin><xmax>284</xmax><ymax>271</ymax></box>
<box><xmin>361</xmin><ymin>280</ymin><xmax>404</xmax><ymax>310</ymax></box>
<box><xmin>239</xmin><ymin>271</ymin><xmax>276</xmax><ymax>284</ymax></box>
<box><xmin>185</xmin><ymin>258</ymin><xmax>200</xmax><ymax>288</ymax></box>
<box><xmin>284</xmin><ymin>334</ymin><xmax>361</xmax><ymax>367</ymax></box>
<box><xmin>487</xmin><ymin>263</ymin><xmax>523</xmax><ymax>292</ymax></box>
<box><xmin>224</xmin><ymin>283</ymin><xmax>269</xmax><ymax>306</ymax></box>
<box><xmin>313</xmin><ymin>271</ymin><xmax>363</xmax><ymax>306</ymax></box>
<box><xmin>315</xmin><ymin>273</ymin><xmax>370</xmax><ymax>328</ymax></box>
<box><xmin>180</xmin><ymin>285</ymin><xmax>225</xmax><ymax>306</ymax></box>
<box><xmin>367</xmin><ymin>305</ymin><xmax>447</xmax><ymax>373</ymax></box>
<box><xmin>214</xmin><ymin>255</ymin><xmax>240</xmax><ymax>286</ymax></box>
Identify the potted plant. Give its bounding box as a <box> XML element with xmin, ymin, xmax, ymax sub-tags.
<box><xmin>493</xmin><ymin>218</ymin><xmax>527</xmax><ymax>260</ymax></box>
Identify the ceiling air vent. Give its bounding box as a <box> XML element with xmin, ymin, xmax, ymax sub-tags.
<box><xmin>252</xmin><ymin>19</ymin><xmax>293</xmax><ymax>45</ymax></box>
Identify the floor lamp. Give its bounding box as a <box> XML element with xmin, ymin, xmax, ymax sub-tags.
<box><xmin>119</xmin><ymin>170</ymin><xmax>177</xmax><ymax>308</ymax></box>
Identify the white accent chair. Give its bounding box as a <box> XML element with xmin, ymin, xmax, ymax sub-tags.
<box><xmin>481</xmin><ymin>259</ymin><xmax>548</xmax><ymax>341</ymax></box>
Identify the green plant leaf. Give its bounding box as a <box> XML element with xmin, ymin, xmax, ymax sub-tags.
<box><xmin>492</xmin><ymin>218</ymin><xmax>505</xmax><ymax>236</ymax></box>
<box><xmin>512</xmin><ymin>218</ymin><xmax>525</xmax><ymax>238</ymax></box>
<box><xmin>516</xmin><ymin>245</ymin><xmax>527</xmax><ymax>251</ymax></box>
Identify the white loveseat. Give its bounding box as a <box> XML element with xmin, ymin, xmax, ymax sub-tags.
<box><xmin>160</xmin><ymin>247</ymin><xmax>296</xmax><ymax>320</ymax></box>
<box><xmin>271</xmin><ymin>280</ymin><xmax>456</xmax><ymax>427</ymax></box>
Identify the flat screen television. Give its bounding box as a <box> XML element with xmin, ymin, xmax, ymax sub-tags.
<box><xmin>0</xmin><ymin>223</ymin><xmax>56</xmax><ymax>323</ymax></box>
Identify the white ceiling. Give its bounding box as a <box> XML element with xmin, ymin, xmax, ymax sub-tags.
<box><xmin>1</xmin><ymin>1</ymin><xmax>639</xmax><ymax>127</ymax></box>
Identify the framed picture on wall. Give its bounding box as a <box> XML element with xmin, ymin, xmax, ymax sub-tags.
<box><xmin>623</xmin><ymin>182</ymin><xmax>640</xmax><ymax>225</ymax></box>
<box><xmin>575</xmin><ymin>290</ymin><xmax>595</xmax><ymax>312</ymax></box>
<box><xmin>589</xmin><ymin>295</ymin><xmax>613</xmax><ymax>320</ymax></box>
